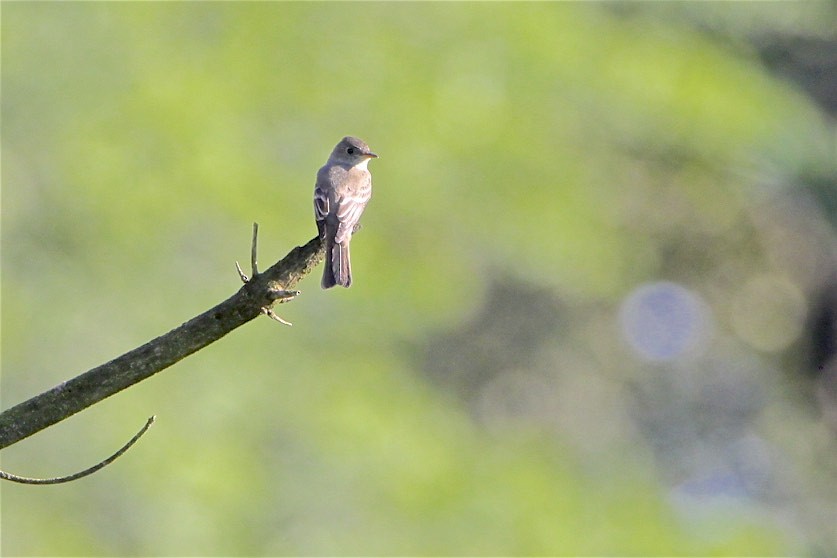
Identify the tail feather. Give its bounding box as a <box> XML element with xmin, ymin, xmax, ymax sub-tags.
<box><xmin>321</xmin><ymin>240</ymin><xmax>352</xmax><ymax>289</ymax></box>
<box><xmin>321</xmin><ymin>253</ymin><xmax>336</xmax><ymax>289</ymax></box>
<box><xmin>334</xmin><ymin>241</ymin><xmax>352</xmax><ymax>288</ymax></box>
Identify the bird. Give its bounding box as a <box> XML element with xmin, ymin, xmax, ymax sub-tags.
<box><xmin>314</xmin><ymin>136</ymin><xmax>378</xmax><ymax>289</ymax></box>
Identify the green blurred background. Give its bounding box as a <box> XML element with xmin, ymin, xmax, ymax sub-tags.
<box><xmin>2</xmin><ymin>2</ymin><xmax>836</xmax><ymax>556</ymax></box>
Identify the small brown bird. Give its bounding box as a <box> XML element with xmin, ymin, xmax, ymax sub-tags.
<box><xmin>313</xmin><ymin>136</ymin><xmax>378</xmax><ymax>288</ymax></box>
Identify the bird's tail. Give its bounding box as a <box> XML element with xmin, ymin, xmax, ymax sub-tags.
<box><xmin>322</xmin><ymin>239</ymin><xmax>351</xmax><ymax>289</ymax></box>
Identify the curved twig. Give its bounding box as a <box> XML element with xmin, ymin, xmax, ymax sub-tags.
<box><xmin>0</xmin><ymin>416</ymin><xmax>156</xmax><ymax>485</ymax></box>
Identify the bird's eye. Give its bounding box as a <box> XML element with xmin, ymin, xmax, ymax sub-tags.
<box><xmin>347</xmin><ymin>147</ymin><xmax>355</xmax><ymax>155</ymax></box>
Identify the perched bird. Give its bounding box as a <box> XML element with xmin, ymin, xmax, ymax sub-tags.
<box><xmin>314</xmin><ymin>136</ymin><xmax>378</xmax><ymax>289</ymax></box>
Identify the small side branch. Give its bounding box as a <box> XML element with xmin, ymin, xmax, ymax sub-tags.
<box><xmin>261</xmin><ymin>307</ymin><xmax>293</xmax><ymax>326</ymax></box>
<box><xmin>251</xmin><ymin>222</ymin><xmax>259</xmax><ymax>276</ymax></box>
<box><xmin>0</xmin><ymin>416</ymin><xmax>156</xmax><ymax>485</ymax></box>
<box><xmin>237</xmin><ymin>222</ymin><xmax>298</xmax><ymax>326</ymax></box>
<box><xmin>235</xmin><ymin>222</ymin><xmax>259</xmax><ymax>283</ymax></box>
<box><xmin>236</xmin><ymin>222</ymin><xmax>261</xmax><ymax>283</ymax></box>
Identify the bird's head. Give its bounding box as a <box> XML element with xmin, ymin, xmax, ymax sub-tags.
<box><xmin>330</xmin><ymin>136</ymin><xmax>378</xmax><ymax>168</ymax></box>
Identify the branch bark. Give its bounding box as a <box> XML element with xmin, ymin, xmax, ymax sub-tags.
<box><xmin>0</xmin><ymin>233</ymin><xmax>324</xmax><ymax>450</ymax></box>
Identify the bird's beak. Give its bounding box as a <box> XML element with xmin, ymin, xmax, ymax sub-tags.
<box><xmin>365</xmin><ymin>151</ymin><xmax>379</xmax><ymax>159</ymax></box>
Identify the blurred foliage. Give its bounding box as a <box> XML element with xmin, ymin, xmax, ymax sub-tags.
<box><xmin>2</xmin><ymin>2</ymin><xmax>835</xmax><ymax>556</ymax></box>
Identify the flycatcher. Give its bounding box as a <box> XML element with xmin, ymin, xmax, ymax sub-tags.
<box><xmin>314</xmin><ymin>136</ymin><xmax>378</xmax><ymax>289</ymax></box>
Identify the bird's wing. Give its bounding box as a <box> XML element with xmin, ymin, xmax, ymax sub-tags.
<box><xmin>313</xmin><ymin>184</ymin><xmax>330</xmax><ymax>222</ymax></box>
<box><xmin>334</xmin><ymin>181</ymin><xmax>371</xmax><ymax>243</ymax></box>
<box><xmin>334</xmin><ymin>196</ymin><xmax>368</xmax><ymax>243</ymax></box>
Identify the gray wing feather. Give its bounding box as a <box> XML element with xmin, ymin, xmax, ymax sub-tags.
<box><xmin>314</xmin><ymin>186</ymin><xmax>330</xmax><ymax>222</ymax></box>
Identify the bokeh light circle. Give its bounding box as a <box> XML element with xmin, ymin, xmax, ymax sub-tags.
<box><xmin>620</xmin><ymin>281</ymin><xmax>712</xmax><ymax>361</ymax></box>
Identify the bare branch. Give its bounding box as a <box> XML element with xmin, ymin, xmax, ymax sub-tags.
<box><xmin>0</xmin><ymin>232</ymin><xmax>325</xmax><ymax>449</ymax></box>
<box><xmin>0</xmin><ymin>416</ymin><xmax>156</xmax><ymax>484</ymax></box>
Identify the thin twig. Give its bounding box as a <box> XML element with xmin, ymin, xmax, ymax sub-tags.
<box><xmin>0</xmin><ymin>416</ymin><xmax>156</xmax><ymax>485</ymax></box>
<box><xmin>251</xmin><ymin>222</ymin><xmax>260</xmax><ymax>276</ymax></box>
<box><xmin>235</xmin><ymin>261</ymin><xmax>249</xmax><ymax>283</ymax></box>
<box><xmin>236</xmin><ymin>222</ymin><xmax>262</xmax><ymax>283</ymax></box>
<box><xmin>262</xmin><ymin>307</ymin><xmax>293</xmax><ymax>326</ymax></box>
